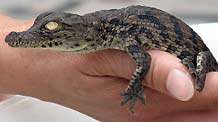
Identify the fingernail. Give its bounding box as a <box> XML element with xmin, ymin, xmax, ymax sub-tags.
<box><xmin>166</xmin><ymin>69</ymin><xmax>194</xmax><ymax>101</ymax></box>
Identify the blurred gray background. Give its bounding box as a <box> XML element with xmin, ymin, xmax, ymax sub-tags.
<box><xmin>0</xmin><ymin>0</ymin><xmax>218</xmax><ymax>24</ymax></box>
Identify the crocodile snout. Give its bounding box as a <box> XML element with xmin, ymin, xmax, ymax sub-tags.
<box><xmin>5</xmin><ymin>31</ymin><xmax>20</xmax><ymax>47</ymax></box>
<box><xmin>5</xmin><ymin>31</ymin><xmax>39</xmax><ymax>47</ymax></box>
<box><xmin>5</xmin><ymin>31</ymin><xmax>18</xmax><ymax>42</ymax></box>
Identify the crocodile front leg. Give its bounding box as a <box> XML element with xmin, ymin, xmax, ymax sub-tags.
<box><xmin>121</xmin><ymin>44</ymin><xmax>151</xmax><ymax>112</ymax></box>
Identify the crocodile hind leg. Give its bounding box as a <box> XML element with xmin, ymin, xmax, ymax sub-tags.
<box><xmin>181</xmin><ymin>51</ymin><xmax>217</xmax><ymax>92</ymax></box>
<box><xmin>121</xmin><ymin>44</ymin><xmax>151</xmax><ymax>112</ymax></box>
<box><xmin>181</xmin><ymin>57</ymin><xmax>196</xmax><ymax>75</ymax></box>
<box><xmin>195</xmin><ymin>51</ymin><xmax>218</xmax><ymax>91</ymax></box>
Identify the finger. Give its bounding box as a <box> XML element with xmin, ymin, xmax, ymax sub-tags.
<box><xmin>194</xmin><ymin>72</ymin><xmax>218</xmax><ymax>107</ymax></box>
<box><xmin>147</xmin><ymin>50</ymin><xmax>194</xmax><ymax>101</ymax></box>
<box><xmin>78</xmin><ymin>49</ymin><xmax>194</xmax><ymax>101</ymax></box>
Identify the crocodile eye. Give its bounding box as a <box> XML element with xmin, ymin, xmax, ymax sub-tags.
<box><xmin>45</xmin><ymin>21</ymin><xmax>58</xmax><ymax>30</ymax></box>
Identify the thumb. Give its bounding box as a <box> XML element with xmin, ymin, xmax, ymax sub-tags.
<box><xmin>145</xmin><ymin>50</ymin><xmax>194</xmax><ymax>101</ymax></box>
<box><xmin>80</xmin><ymin>49</ymin><xmax>195</xmax><ymax>101</ymax></box>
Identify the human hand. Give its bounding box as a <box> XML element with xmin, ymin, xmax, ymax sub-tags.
<box><xmin>0</xmin><ymin>15</ymin><xmax>218</xmax><ymax>122</ymax></box>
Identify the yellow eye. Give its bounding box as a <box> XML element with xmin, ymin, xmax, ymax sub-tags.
<box><xmin>45</xmin><ymin>21</ymin><xmax>58</xmax><ymax>30</ymax></box>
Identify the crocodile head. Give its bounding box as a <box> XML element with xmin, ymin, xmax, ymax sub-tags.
<box><xmin>5</xmin><ymin>12</ymin><xmax>100</xmax><ymax>52</ymax></box>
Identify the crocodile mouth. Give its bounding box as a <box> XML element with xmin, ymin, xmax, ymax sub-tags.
<box><xmin>6</xmin><ymin>39</ymin><xmax>64</xmax><ymax>49</ymax></box>
<box><xmin>7</xmin><ymin>40</ymin><xmax>37</xmax><ymax>47</ymax></box>
<box><xmin>5</xmin><ymin>31</ymin><xmax>63</xmax><ymax>48</ymax></box>
<box><xmin>7</xmin><ymin>39</ymin><xmax>46</xmax><ymax>48</ymax></box>
<box><xmin>5</xmin><ymin>31</ymin><xmax>40</xmax><ymax>47</ymax></box>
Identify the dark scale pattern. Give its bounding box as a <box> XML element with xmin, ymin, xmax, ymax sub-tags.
<box><xmin>109</xmin><ymin>18</ymin><xmax>120</xmax><ymax>25</ymax></box>
<box><xmin>169</xmin><ymin>15</ymin><xmax>184</xmax><ymax>38</ymax></box>
<box><xmin>5</xmin><ymin>5</ymin><xmax>218</xmax><ymax>113</ymax></box>
<box><xmin>190</xmin><ymin>32</ymin><xmax>198</xmax><ymax>44</ymax></box>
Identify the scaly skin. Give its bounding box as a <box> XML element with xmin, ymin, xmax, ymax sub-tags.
<box><xmin>5</xmin><ymin>5</ymin><xmax>218</xmax><ymax>112</ymax></box>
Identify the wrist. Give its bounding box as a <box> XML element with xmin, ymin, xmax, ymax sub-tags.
<box><xmin>0</xmin><ymin>15</ymin><xmax>33</xmax><ymax>39</ymax></box>
<box><xmin>0</xmin><ymin>16</ymin><xmax>33</xmax><ymax>94</ymax></box>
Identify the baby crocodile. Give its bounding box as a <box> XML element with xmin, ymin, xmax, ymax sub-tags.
<box><xmin>5</xmin><ymin>5</ymin><xmax>218</xmax><ymax>112</ymax></box>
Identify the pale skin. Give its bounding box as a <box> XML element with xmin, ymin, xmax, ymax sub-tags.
<box><xmin>1</xmin><ymin>15</ymin><xmax>218</xmax><ymax>122</ymax></box>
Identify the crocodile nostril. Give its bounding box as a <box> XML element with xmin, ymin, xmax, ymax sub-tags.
<box><xmin>10</xmin><ymin>31</ymin><xmax>18</xmax><ymax>35</ymax></box>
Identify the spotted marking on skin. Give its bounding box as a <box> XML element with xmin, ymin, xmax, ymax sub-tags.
<box><xmin>74</xmin><ymin>43</ymin><xmax>80</xmax><ymax>47</ymax></box>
